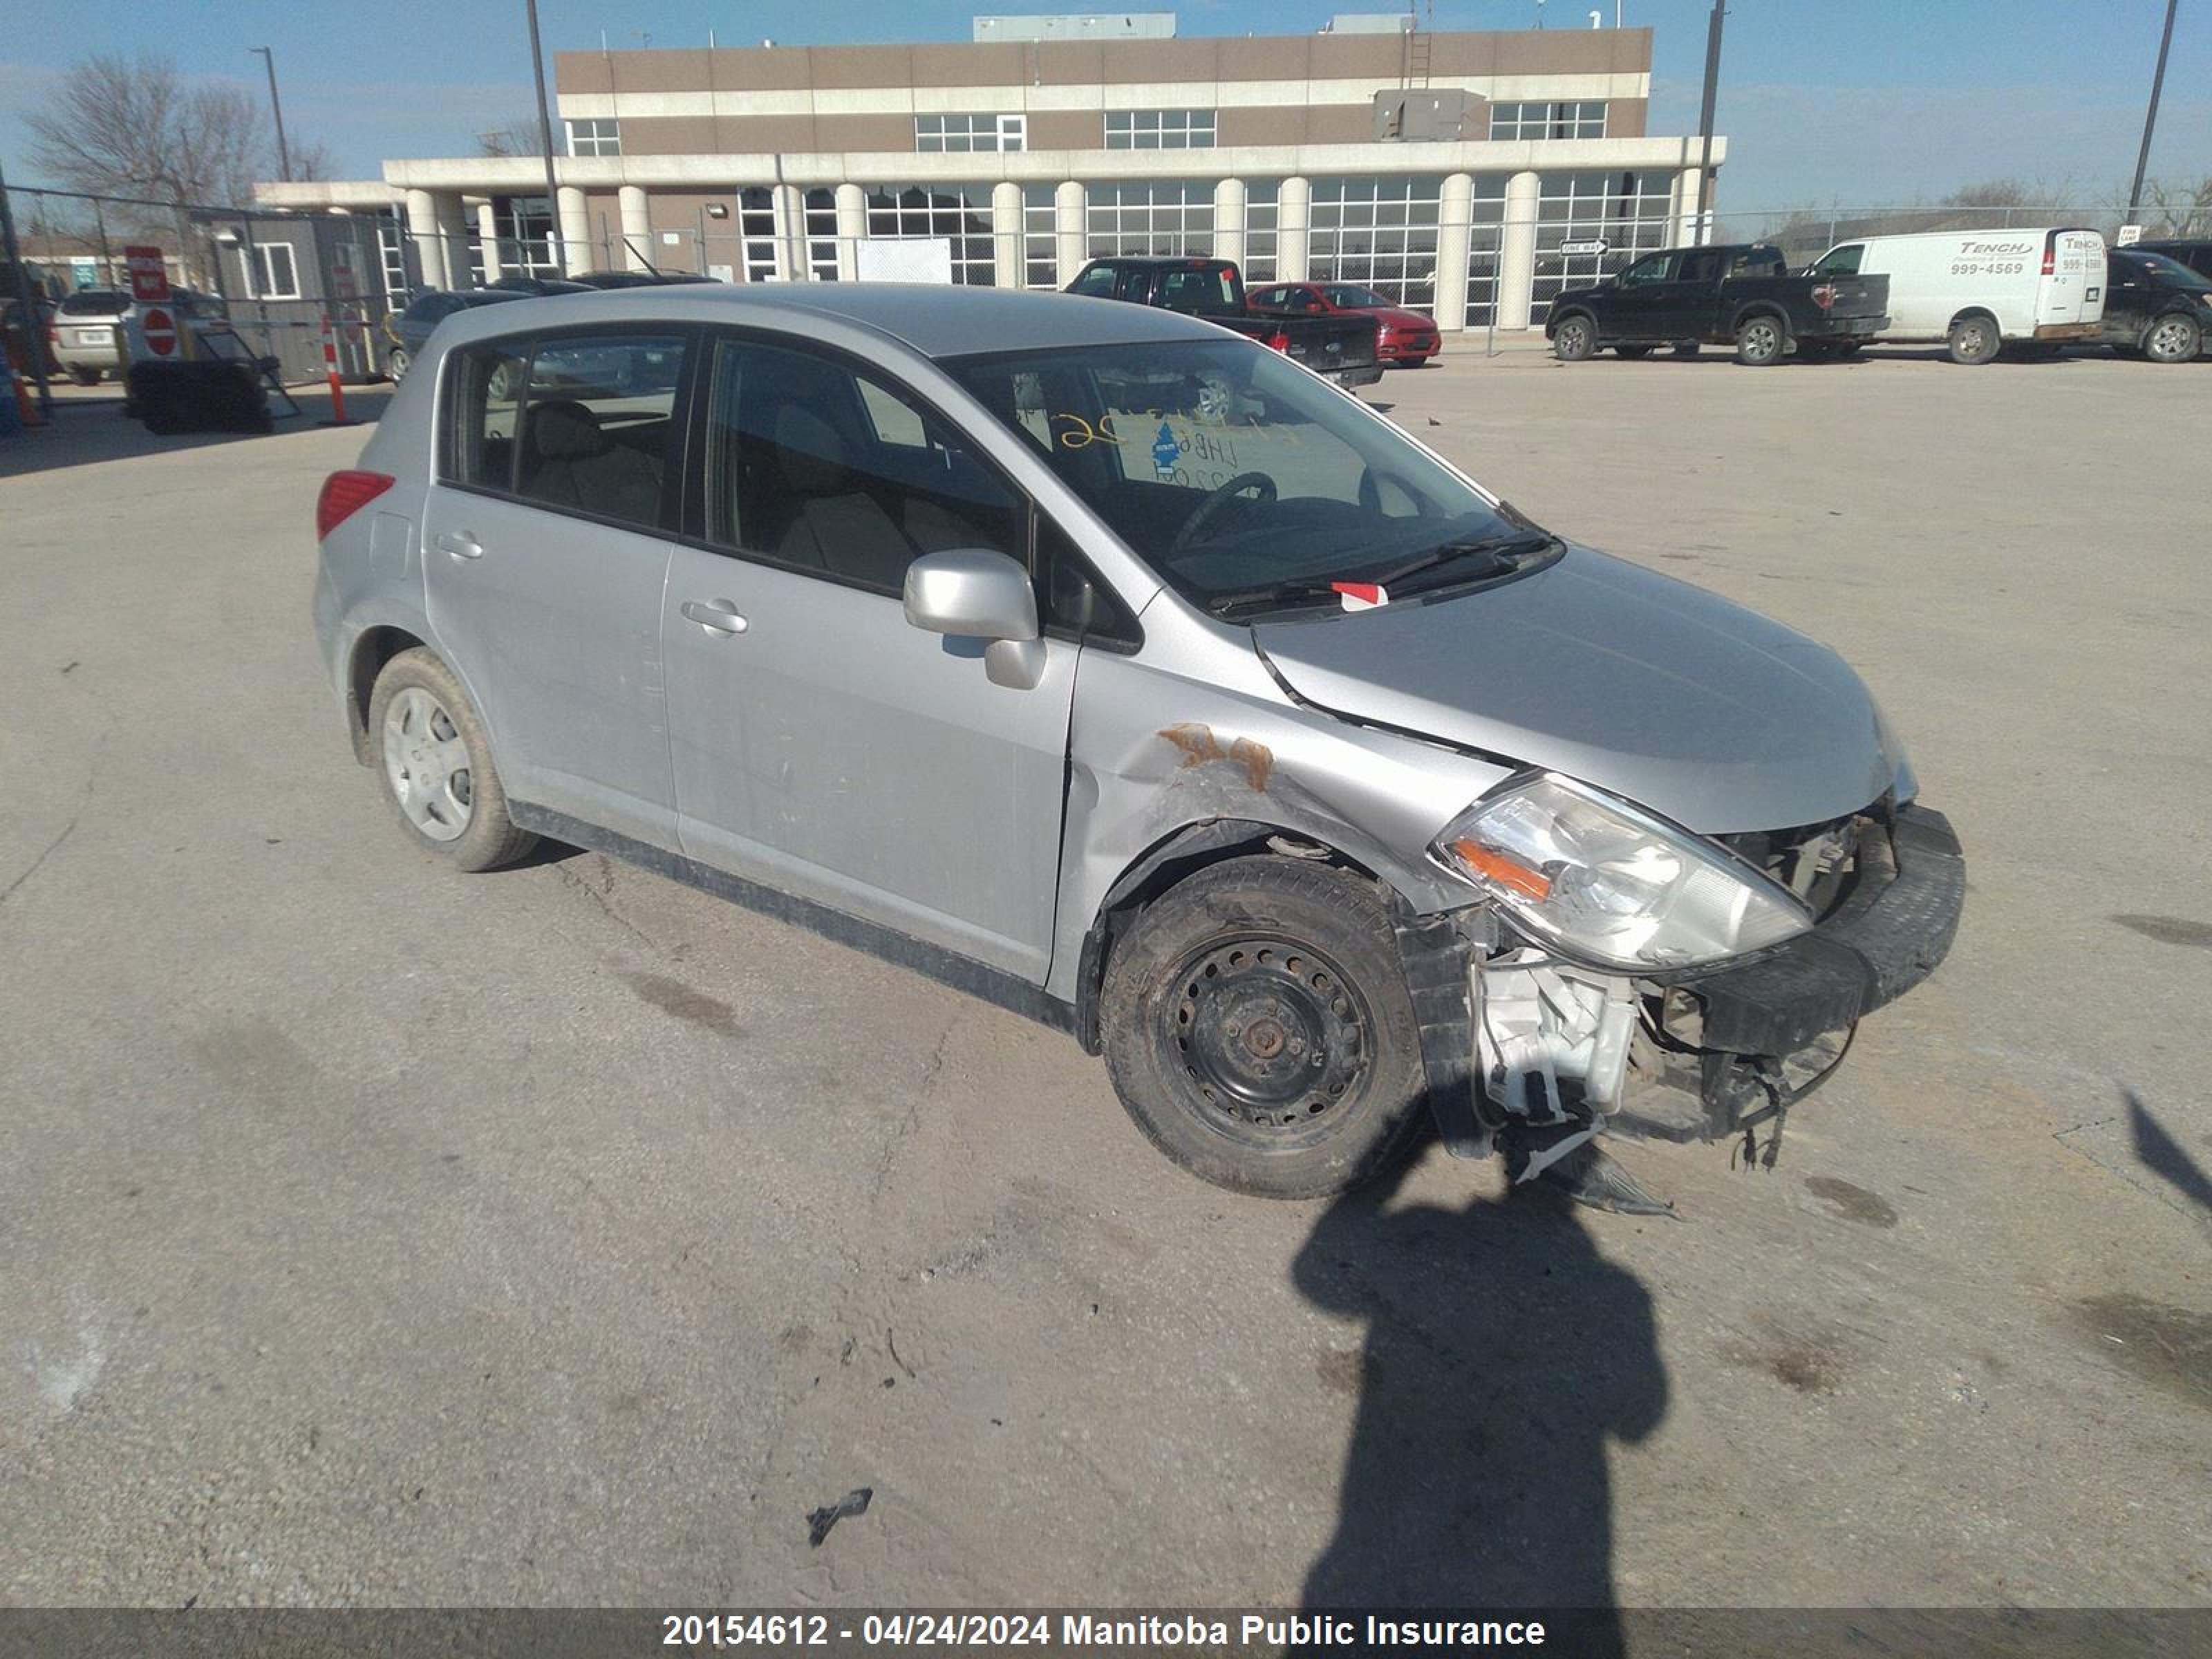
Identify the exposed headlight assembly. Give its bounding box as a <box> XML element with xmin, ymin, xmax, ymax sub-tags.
<box><xmin>1432</xmin><ymin>774</ymin><xmax>1811</xmax><ymax>972</ymax></box>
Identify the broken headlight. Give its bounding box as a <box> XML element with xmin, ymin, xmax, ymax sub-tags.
<box><xmin>1432</xmin><ymin>774</ymin><xmax>1811</xmax><ymax>971</ymax></box>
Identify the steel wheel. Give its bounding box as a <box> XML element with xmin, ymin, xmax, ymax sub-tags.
<box><xmin>1161</xmin><ymin>935</ymin><xmax>1373</xmax><ymax>1148</ymax></box>
<box><xmin>382</xmin><ymin>686</ymin><xmax>475</xmax><ymax>843</ymax></box>
<box><xmin>1735</xmin><ymin>316</ymin><xmax>1784</xmax><ymax>365</ymax></box>
<box><xmin>2144</xmin><ymin>314</ymin><xmax>2200</xmax><ymax>363</ymax></box>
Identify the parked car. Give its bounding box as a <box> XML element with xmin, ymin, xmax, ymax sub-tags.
<box><xmin>384</xmin><ymin>288</ymin><xmax>529</xmax><ymax>382</ymax></box>
<box><xmin>1248</xmin><ymin>281</ymin><xmax>1440</xmax><ymax>367</ymax></box>
<box><xmin>315</xmin><ymin>285</ymin><xmax>1961</xmax><ymax>1208</ymax></box>
<box><xmin>2094</xmin><ymin>250</ymin><xmax>2210</xmax><ymax>362</ymax></box>
<box><xmin>1807</xmin><ymin>227</ymin><xmax>2107</xmax><ymax>364</ymax></box>
<box><xmin>50</xmin><ymin>288</ymin><xmax>132</xmax><ymax>384</ymax></box>
<box><xmin>1546</xmin><ymin>243</ymin><xmax>1891</xmax><ymax>366</ymax></box>
<box><xmin>1067</xmin><ymin>256</ymin><xmax>1382</xmax><ymax>389</ymax></box>
<box><xmin>486</xmin><ymin>275</ymin><xmax>594</xmax><ymax>297</ymax></box>
<box><xmin>2130</xmin><ymin>239</ymin><xmax>2212</xmax><ymax>282</ymax></box>
<box><xmin>570</xmin><ymin>270</ymin><xmax>720</xmax><ymax>289</ymax></box>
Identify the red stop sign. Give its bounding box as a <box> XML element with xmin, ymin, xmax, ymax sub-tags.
<box><xmin>142</xmin><ymin>306</ymin><xmax>177</xmax><ymax>357</ymax></box>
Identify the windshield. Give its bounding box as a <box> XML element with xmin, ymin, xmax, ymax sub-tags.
<box><xmin>2130</xmin><ymin>251</ymin><xmax>2212</xmax><ymax>290</ymax></box>
<box><xmin>58</xmin><ymin>290</ymin><xmax>130</xmax><ymax>317</ymax></box>
<box><xmin>948</xmin><ymin>337</ymin><xmax>1541</xmax><ymax>616</ymax></box>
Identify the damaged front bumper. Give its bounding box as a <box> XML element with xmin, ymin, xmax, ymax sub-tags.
<box><xmin>1402</xmin><ymin>803</ymin><xmax>1965</xmax><ymax>1168</ymax></box>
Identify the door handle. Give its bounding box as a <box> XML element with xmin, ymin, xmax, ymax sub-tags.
<box><xmin>682</xmin><ymin>599</ymin><xmax>749</xmax><ymax>636</ymax></box>
<box><xmin>435</xmin><ymin>531</ymin><xmax>483</xmax><ymax>559</ymax></box>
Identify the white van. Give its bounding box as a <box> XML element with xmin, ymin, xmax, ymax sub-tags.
<box><xmin>1808</xmin><ymin>227</ymin><xmax>2107</xmax><ymax>364</ymax></box>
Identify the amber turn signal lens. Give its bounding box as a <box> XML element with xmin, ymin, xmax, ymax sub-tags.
<box><xmin>1451</xmin><ymin>838</ymin><xmax>1551</xmax><ymax>901</ymax></box>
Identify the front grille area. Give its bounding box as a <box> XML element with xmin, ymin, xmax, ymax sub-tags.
<box><xmin>1718</xmin><ymin>809</ymin><xmax>1869</xmax><ymax>921</ymax></box>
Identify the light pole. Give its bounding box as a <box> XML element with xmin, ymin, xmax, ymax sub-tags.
<box><xmin>1693</xmin><ymin>2</ymin><xmax>1727</xmax><ymax>245</ymax></box>
<box><xmin>525</xmin><ymin>0</ymin><xmax>568</xmax><ymax>275</ymax></box>
<box><xmin>250</xmin><ymin>47</ymin><xmax>292</xmax><ymax>182</ymax></box>
<box><xmin>2126</xmin><ymin>0</ymin><xmax>2180</xmax><ymax>227</ymax></box>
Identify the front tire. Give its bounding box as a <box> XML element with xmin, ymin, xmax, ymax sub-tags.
<box><xmin>1734</xmin><ymin>314</ymin><xmax>1786</xmax><ymax>366</ymax></box>
<box><xmin>1100</xmin><ymin>858</ymin><xmax>1430</xmax><ymax>1199</ymax></box>
<box><xmin>1551</xmin><ymin>315</ymin><xmax>1597</xmax><ymax>362</ymax></box>
<box><xmin>385</xmin><ymin>346</ymin><xmax>410</xmax><ymax>384</ymax></box>
<box><xmin>2143</xmin><ymin>312</ymin><xmax>2202</xmax><ymax>364</ymax></box>
<box><xmin>366</xmin><ymin>648</ymin><xmax>536</xmax><ymax>872</ymax></box>
<box><xmin>1947</xmin><ymin>314</ymin><xmax>2002</xmax><ymax>365</ymax></box>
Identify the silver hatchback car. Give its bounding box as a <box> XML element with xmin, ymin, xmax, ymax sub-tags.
<box><xmin>314</xmin><ymin>285</ymin><xmax>1962</xmax><ymax>1208</ymax></box>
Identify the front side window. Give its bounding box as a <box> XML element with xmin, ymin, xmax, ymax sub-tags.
<box><xmin>701</xmin><ymin>337</ymin><xmax>1022</xmax><ymax>597</ymax></box>
<box><xmin>566</xmin><ymin>118</ymin><xmax>621</xmax><ymax>157</ymax></box>
<box><xmin>949</xmin><ymin>338</ymin><xmax>1542</xmax><ymax>619</ymax></box>
<box><xmin>1618</xmin><ymin>253</ymin><xmax>1671</xmax><ymax>286</ymax></box>
<box><xmin>1068</xmin><ymin>263</ymin><xmax>1118</xmax><ymax>298</ymax></box>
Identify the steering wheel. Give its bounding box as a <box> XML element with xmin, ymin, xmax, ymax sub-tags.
<box><xmin>1358</xmin><ymin>465</ymin><xmax>1430</xmax><ymax>516</ymax></box>
<box><xmin>1168</xmin><ymin>471</ymin><xmax>1278</xmax><ymax>560</ymax></box>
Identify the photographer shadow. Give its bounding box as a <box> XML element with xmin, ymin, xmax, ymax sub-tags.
<box><xmin>1293</xmin><ymin>1162</ymin><xmax>1668</xmax><ymax>1647</ymax></box>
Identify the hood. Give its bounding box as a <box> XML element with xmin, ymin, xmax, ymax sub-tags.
<box><xmin>1253</xmin><ymin>545</ymin><xmax>1902</xmax><ymax>834</ymax></box>
<box><xmin>1374</xmin><ymin>308</ymin><xmax>1436</xmax><ymax>331</ymax></box>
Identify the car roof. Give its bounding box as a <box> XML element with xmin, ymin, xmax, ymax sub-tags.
<box><xmin>432</xmin><ymin>281</ymin><xmax>1229</xmax><ymax>359</ymax></box>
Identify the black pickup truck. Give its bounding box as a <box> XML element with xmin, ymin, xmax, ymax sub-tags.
<box><xmin>1546</xmin><ymin>243</ymin><xmax>1891</xmax><ymax>366</ymax></box>
<box><xmin>1068</xmin><ymin>256</ymin><xmax>1383</xmax><ymax>388</ymax></box>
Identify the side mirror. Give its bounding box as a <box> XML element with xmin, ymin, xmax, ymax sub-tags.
<box><xmin>903</xmin><ymin>547</ymin><xmax>1045</xmax><ymax>690</ymax></box>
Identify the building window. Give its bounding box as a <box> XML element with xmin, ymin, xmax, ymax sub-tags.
<box><xmin>805</xmin><ymin>188</ymin><xmax>840</xmax><ymax>281</ymax></box>
<box><xmin>915</xmin><ymin>113</ymin><xmax>1025</xmax><ymax>153</ymax></box>
<box><xmin>1242</xmin><ymin>181</ymin><xmax>1280</xmax><ymax>283</ymax></box>
<box><xmin>1463</xmin><ymin>174</ymin><xmax>1509</xmax><ymax>326</ymax></box>
<box><xmin>1104</xmin><ymin>109</ymin><xmax>1217</xmax><ymax>149</ymax></box>
<box><xmin>1488</xmin><ymin>101</ymin><xmax>1606</xmax><ymax>141</ymax></box>
<box><xmin>739</xmin><ymin>186</ymin><xmax>778</xmax><ymax>282</ymax></box>
<box><xmin>493</xmin><ymin>195</ymin><xmax>559</xmax><ymax>277</ymax></box>
<box><xmin>1023</xmin><ymin>183</ymin><xmax>1058</xmax><ymax>288</ymax></box>
<box><xmin>1085</xmin><ymin>180</ymin><xmax>1215</xmax><ymax>259</ymax></box>
<box><xmin>1529</xmin><ymin>169</ymin><xmax>1673</xmax><ymax>324</ymax></box>
<box><xmin>565</xmin><ymin>118</ymin><xmax>621</xmax><ymax>157</ymax></box>
<box><xmin>865</xmin><ymin>185</ymin><xmax>997</xmax><ymax>285</ymax></box>
<box><xmin>1306</xmin><ymin>175</ymin><xmax>1443</xmax><ymax>309</ymax></box>
<box><xmin>250</xmin><ymin>241</ymin><xmax>300</xmax><ymax>299</ymax></box>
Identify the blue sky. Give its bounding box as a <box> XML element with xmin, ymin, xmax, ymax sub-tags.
<box><xmin>3</xmin><ymin>0</ymin><xmax>2205</xmax><ymax>209</ymax></box>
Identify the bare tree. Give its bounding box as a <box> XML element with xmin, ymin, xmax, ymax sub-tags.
<box><xmin>477</xmin><ymin>116</ymin><xmax>550</xmax><ymax>158</ymax></box>
<box><xmin>2133</xmin><ymin>175</ymin><xmax>2212</xmax><ymax>238</ymax></box>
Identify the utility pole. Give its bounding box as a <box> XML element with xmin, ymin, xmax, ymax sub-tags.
<box><xmin>250</xmin><ymin>48</ymin><xmax>292</xmax><ymax>182</ymax></box>
<box><xmin>525</xmin><ymin>0</ymin><xmax>569</xmax><ymax>275</ymax></box>
<box><xmin>2126</xmin><ymin>0</ymin><xmax>2180</xmax><ymax>227</ymax></box>
<box><xmin>1693</xmin><ymin>1</ymin><xmax>1726</xmax><ymax>245</ymax></box>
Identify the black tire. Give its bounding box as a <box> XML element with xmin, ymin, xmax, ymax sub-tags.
<box><xmin>1100</xmin><ymin>857</ymin><xmax>1430</xmax><ymax>1199</ymax></box>
<box><xmin>2142</xmin><ymin>311</ymin><xmax>2201</xmax><ymax>364</ymax></box>
<box><xmin>366</xmin><ymin>648</ymin><xmax>537</xmax><ymax>872</ymax></box>
<box><xmin>1734</xmin><ymin>312</ymin><xmax>1786</xmax><ymax>366</ymax></box>
<box><xmin>68</xmin><ymin>365</ymin><xmax>103</xmax><ymax>386</ymax></box>
<box><xmin>385</xmin><ymin>346</ymin><xmax>410</xmax><ymax>384</ymax></box>
<box><xmin>1615</xmin><ymin>344</ymin><xmax>1654</xmax><ymax>359</ymax></box>
<box><xmin>1551</xmin><ymin>314</ymin><xmax>1597</xmax><ymax>362</ymax></box>
<box><xmin>1947</xmin><ymin>313</ymin><xmax>2001</xmax><ymax>366</ymax></box>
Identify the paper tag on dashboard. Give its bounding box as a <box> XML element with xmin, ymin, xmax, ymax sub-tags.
<box><xmin>1331</xmin><ymin>582</ymin><xmax>1388</xmax><ymax>611</ymax></box>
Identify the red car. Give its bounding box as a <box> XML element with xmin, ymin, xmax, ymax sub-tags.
<box><xmin>1247</xmin><ymin>281</ymin><xmax>1441</xmax><ymax>367</ymax></box>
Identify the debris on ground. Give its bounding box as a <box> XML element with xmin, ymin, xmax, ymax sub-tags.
<box><xmin>807</xmin><ymin>1487</ymin><xmax>874</xmax><ymax>1547</ymax></box>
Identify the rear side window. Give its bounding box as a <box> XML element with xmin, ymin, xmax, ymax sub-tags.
<box><xmin>512</xmin><ymin>335</ymin><xmax>686</xmax><ymax>527</ymax></box>
<box><xmin>1157</xmin><ymin>266</ymin><xmax>1235</xmax><ymax>314</ymax></box>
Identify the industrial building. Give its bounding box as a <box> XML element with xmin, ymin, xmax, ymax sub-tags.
<box><xmin>253</xmin><ymin>12</ymin><xmax>1727</xmax><ymax>334</ymax></box>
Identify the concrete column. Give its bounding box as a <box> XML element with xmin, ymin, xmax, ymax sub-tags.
<box><xmin>431</xmin><ymin>193</ymin><xmax>471</xmax><ymax>288</ymax></box>
<box><xmin>1277</xmin><ymin>176</ymin><xmax>1311</xmax><ymax>283</ymax></box>
<box><xmin>556</xmin><ymin>185</ymin><xmax>592</xmax><ymax>273</ymax></box>
<box><xmin>992</xmin><ymin>181</ymin><xmax>1024</xmax><ymax>290</ymax></box>
<box><xmin>1671</xmin><ymin>166</ymin><xmax>1705</xmax><ymax>247</ymax></box>
<box><xmin>1055</xmin><ymin>179</ymin><xmax>1087</xmax><ymax>286</ymax></box>
<box><xmin>835</xmin><ymin>183</ymin><xmax>866</xmax><ymax>281</ymax></box>
<box><xmin>1212</xmin><ymin>177</ymin><xmax>1246</xmax><ymax>267</ymax></box>
<box><xmin>405</xmin><ymin>189</ymin><xmax>447</xmax><ymax>289</ymax></box>
<box><xmin>619</xmin><ymin>185</ymin><xmax>651</xmax><ymax>272</ymax></box>
<box><xmin>1433</xmin><ymin>172</ymin><xmax>1473</xmax><ymax>332</ymax></box>
<box><xmin>1497</xmin><ymin>169</ymin><xmax>1541</xmax><ymax>332</ymax></box>
<box><xmin>770</xmin><ymin>183</ymin><xmax>804</xmax><ymax>281</ymax></box>
<box><xmin>474</xmin><ymin>200</ymin><xmax>503</xmax><ymax>281</ymax></box>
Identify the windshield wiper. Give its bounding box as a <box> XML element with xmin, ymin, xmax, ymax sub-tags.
<box><xmin>1203</xmin><ymin>531</ymin><xmax>1556</xmax><ymax>619</ymax></box>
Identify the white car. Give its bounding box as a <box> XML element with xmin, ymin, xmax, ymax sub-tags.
<box><xmin>1808</xmin><ymin>227</ymin><xmax>2107</xmax><ymax>364</ymax></box>
<box><xmin>50</xmin><ymin>288</ymin><xmax>131</xmax><ymax>384</ymax></box>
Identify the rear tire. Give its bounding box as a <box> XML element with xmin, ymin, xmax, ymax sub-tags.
<box><xmin>68</xmin><ymin>365</ymin><xmax>103</xmax><ymax>386</ymax></box>
<box><xmin>366</xmin><ymin>648</ymin><xmax>537</xmax><ymax>872</ymax></box>
<box><xmin>385</xmin><ymin>346</ymin><xmax>410</xmax><ymax>384</ymax></box>
<box><xmin>1734</xmin><ymin>314</ymin><xmax>1786</xmax><ymax>366</ymax></box>
<box><xmin>1947</xmin><ymin>314</ymin><xmax>2002</xmax><ymax>365</ymax></box>
<box><xmin>2143</xmin><ymin>312</ymin><xmax>2201</xmax><ymax>364</ymax></box>
<box><xmin>1100</xmin><ymin>858</ymin><xmax>1430</xmax><ymax>1199</ymax></box>
<box><xmin>1551</xmin><ymin>315</ymin><xmax>1597</xmax><ymax>362</ymax></box>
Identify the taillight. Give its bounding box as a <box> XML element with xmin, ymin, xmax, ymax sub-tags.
<box><xmin>2041</xmin><ymin>236</ymin><xmax>2056</xmax><ymax>276</ymax></box>
<box><xmin>1265</xmin><ymin>329</ymin><xmax>1291</xmax><ymax>352</ymax></box>
<box><xmin>317</xmin><ymin>469</ymin><xmax>395</xmax><ymax>540</ymax></box>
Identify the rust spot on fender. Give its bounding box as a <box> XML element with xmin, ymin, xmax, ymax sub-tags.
<box><xmin>1159</xmin><ymin>722</ymin><xmax>1273</xmax><ymax>793</ymax></box>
